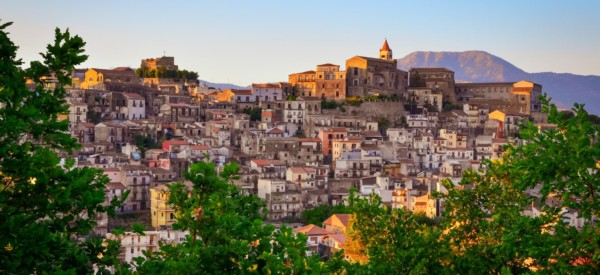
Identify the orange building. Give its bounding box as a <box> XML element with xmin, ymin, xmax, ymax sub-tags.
<box><xmin>319</xmin><ymin>127</ymin><xmax>348</xmax><ymax>155</ymax></box>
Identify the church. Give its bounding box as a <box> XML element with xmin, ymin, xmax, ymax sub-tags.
<box><xmin>345</xmin><ymin>39</ymin><xmax>408</xmax><ymax>97</ymax></box>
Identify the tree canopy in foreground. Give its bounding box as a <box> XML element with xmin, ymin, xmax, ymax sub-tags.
<box><xmin>0</xmin><ymin>21</ymin><xmax>124</xmax><ymax>273</ymax></box>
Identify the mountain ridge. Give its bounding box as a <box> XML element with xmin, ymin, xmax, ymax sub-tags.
<box><xmin>397</xmin><ymin>51</ymin><xmax>600</xmax><ymax>114</ymax></box>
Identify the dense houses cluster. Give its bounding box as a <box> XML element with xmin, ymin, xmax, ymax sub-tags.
<box><xmin>53</xmin><ymin>41</ymin><xmax>586</xmax><ymax>261</ymax></box>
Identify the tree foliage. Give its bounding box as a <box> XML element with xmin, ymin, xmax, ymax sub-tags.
<box><xmin>0</xmin><ymin>21</ymin><xmax>123</xmax><ymax>273</ymax></box>
<box><xmin>135</xmin><ymin>66</ymin><xmax>199</xmax><ymax>81</ymax></box>
<box><xmin>301</xmin><ymin>204</ymin><xmax>351</xmax><ymax>225</ymax></box>
<box><xmin>135</xmin><ymin>161</ymin><xmax>346</xmax><ymax>273</ymax></box>
<box><xmin>243</xmin><ymin>107</ymin><xmax>262</xmax><ymax>122</ymax></box>
<box><xmin>345</xmin><ymin>95</ymin><xmax>600</xmax><ymax>273</ymax></box>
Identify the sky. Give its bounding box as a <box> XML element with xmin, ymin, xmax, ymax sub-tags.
<box><xmin>2</xmin><ymin>0</ymin><xmax>599</xmax><ymax>86</ymax></box>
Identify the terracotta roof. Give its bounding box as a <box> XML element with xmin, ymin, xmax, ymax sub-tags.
<box><xmin>267</xmin><ymin>128</ymin><xmax>284</xmax><ymax>134</ymax></box>
<box><xmin>291</xmin><ymin>70</ymin><xmax>316</xmax><ymax>75</ymax></box>
<box><xmin>122</xmin><ymin>93</ymin><xmax>144</xmax><ymax>99</ymax></box>
<box><xmin>380</xmin><ymin>39</ymin><xmax>392</xmax><ymax>51</ymax></box>
<box><xmin>103</xmin><ymin>168</ymin><xmax>121</xmax><ymax>172</ymax></box>
<box><xmin>290</xmin><ymin>167</ymin><xmax>316</xmax><ymax>174</ymax></box>
<box><xmin>191</xmin><ymin>145</ymin><xmax>211</xmax><ymax>150</ymax></box>
<box><xmin>252</xmin><ymin>159</ymin><xmax>271</xmax><ymax>166</ymax></box>
<box><xmin>233</xmin><ymin>90</ymin><xmax>253</xmax><ymax>95</ymax></box>
<box><xmin>317</xmin><ymin>63</ymin><xmax>338</xmax><ymax>67</ymax></box>
<box><xmin>252</xmin><ymin>83</ymin><xmax>280</xmax><ymax>89</ymax></box>
<box><xmin>323</xmin><ymin>214</ymin><xmax>351</xmax><ymax>229</ymax></box>
<box><xmin>294</xmin><ymin>224</ymin><xmax>330</xmax><ymax>236</ymax></box>
<box><xmin>326</xmin><ymin>233</ymin><xmax>347</xmax><ymax>244</ymax></box>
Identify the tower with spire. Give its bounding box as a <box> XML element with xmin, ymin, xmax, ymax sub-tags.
<box><xmin>379</xmin><ymin>39</ymin><xmax>393</xmax><ymax>60</ymax></box>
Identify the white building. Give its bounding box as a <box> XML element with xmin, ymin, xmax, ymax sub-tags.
<box><xmin>68</xmin><ymin>101</ymin><xmax>88</xmax><ymax>130</ymax></box>
<box><xmin>106</xmin><ymin>230</ymin><xmax>188</xmax><ymax>264</ymax></box>
<box><xmin>252</xmin><ymin>83</ymin><xmax>283</xmax><ymax>102</ymax></box>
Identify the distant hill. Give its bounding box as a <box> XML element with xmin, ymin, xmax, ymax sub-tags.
<box><xmin>397</xmin><ymin>51</ymin><xmax>600</xmax><ymax>114</ymax></box>
<box><xmin>200</xmin><ymin>80</ymin><xmax>249</xmax><ymax>90</ymax></box>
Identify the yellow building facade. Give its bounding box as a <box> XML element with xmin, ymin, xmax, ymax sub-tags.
<box><xmin>150</xmin><ymin>185</ymin><xmax>176</xmax><ymax>229</ymax></box>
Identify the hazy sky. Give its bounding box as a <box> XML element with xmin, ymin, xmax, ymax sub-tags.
<box><xmin>2</xmin><ymin>0</ymin><xmax>599</xmax><ymax>86</ymax></box>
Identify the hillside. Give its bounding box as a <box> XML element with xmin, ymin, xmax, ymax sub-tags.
<box><xmin>397</xmin><ymin>51</ymin><xmax>600</xmax><ymax>114</ymax></box>
<box><xmin>200</xmin><ymin>80</ymin><xmax>249</xmax><ymax>90</ymax></box>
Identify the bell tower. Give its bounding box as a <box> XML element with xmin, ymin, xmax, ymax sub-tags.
<box><xmin>379</xmin><ymin>39</ymin><xmax>393</xmax><ymax>60</ymax></box>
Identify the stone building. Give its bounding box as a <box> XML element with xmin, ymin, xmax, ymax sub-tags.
<box><xmin>288</xmin><ymin>70</ymin><xmax>316</xmax><ymax>97</ymax></box>
<box><xmin>121</xmin><ymin>165</ymin><xmax>152</xmax><ymax>211</ymax></box>
<box><xmin>283</xmin><ymin>96</ymin><xmax>321</xmax><ymax>126</ymax></box>
<box><xmin>140</xmin><ymin>56</ymin><xmax>179</xmax><ymax>71</ymax></box>
<box><xmin>68</xmin><ymin>101</ymin><xmax>88</xmax><ymax>130</ymax></box>
<box><xmin>252</xmin><ymin>83</ymin><xmax>284</xmax><ymax>102</ymax></box>
<box><xmin>345</xmin><ymin>39</ymin><xmax>408</xmax><ymax>97</ymax></box>
<box><xmin>455</xmin><ymin>80</ymin><xmax>542</xmax><ymax>115</ymax></box>
<box><xmin>409</xmin><ymin>67</ymin><xmax>457</xmax><ymax>104</ymax></box>
<box><xmin>80</xmin><ymin>67</ymin><xmax>140</xmax><ymax>90</ymax></box>
<box><xmin>159</xmin><ymin>103</ymin><xmax>200</xmax><ymax>123</ymax></box>
<box><xmin>315</xmin><ymin>64</ymin><xmax>347</xmax><ymax>100</ymax></box>
<box><xmin>111</xmin><ymin>92</ymin><xmax>146</xmax><ymax>120</ymax></box>
<box><xmin>289</xmin><ymin>64</ymin><xmax>347</xmax><ymax>100</ymax></box>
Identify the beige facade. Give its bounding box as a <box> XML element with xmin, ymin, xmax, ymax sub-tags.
<box><xmin>141</xmin><ymin>56</ymin><xmax>178</xmax><ymax>71</ymax></box>
<box><xmin>80</xmin><ymin>67</ymin><xmax>140</xmax><ymax>90</ymax></box>
<box><xmin>315</xmin><ymin>64</ymin><xmax>346</xmax><ymax>100</ymax></box>
<box><xmin>409</xmin><ymin>67</ymin><xmax>457</xmax><ymax>104</ymax></box>
<box><xmin>345</xmin><ymin>40</ymin><xmax>408</xmax><ymax>97</ymax></box>
<box><xmin>289</xmin><ymin>70</ymin><xmax>316</xmax><ymax>97</ymax></box>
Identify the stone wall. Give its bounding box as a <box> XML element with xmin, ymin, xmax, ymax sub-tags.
<box><xmin>323</xmin><ymin>101</ymin><xmax>406</xmax><ymax>126</ymax></box>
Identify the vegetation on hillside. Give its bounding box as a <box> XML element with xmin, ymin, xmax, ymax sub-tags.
<box><xmin>134</xmin><ymin>161</ymin><xmax>347</xmax><ymax>273</ymax></box>
<box><xmin>1</xmin><ymin>21</ymin><xmax>599</xmax><ymax>273</ymax></box>
<box><xmin>135</xmin><ymin>66</ymin><xmax>199</xmax><ymax>82</ymax></box>
<box><xmin>344</xmin><ymin>95</ymin><xmax>600</xmax><ymax>273</ymax></box>
<box><xmin>243</xmin><ymin>107</ymin><xmax>262</xmax><ymax>121</ymax></box>
<box><xmin>0</xmin><ymin>22</ymin><xmax>126</xmax><ymax>273</ymax></box>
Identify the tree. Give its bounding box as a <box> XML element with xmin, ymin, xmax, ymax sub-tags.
<box><xmin>135</xmin><ymin>134</ymin><xmax>157</xmax><ymax>158</ymax></box>
<box><xmin>301</xmin><ymin>204</ymin><xmax>351</xmax><ymax>225</ymax></box>
<box><xmin>344</xmin><ymin>95</ymin><xmax>599</xmax><ymax>273</ymax></box>
<box><xmin>243</xmin><ymin>107</ymin><xmax>262</xmax><ymax>122</ymax></box>
<box><xmin>136</xmin><ymin>161</ymin><xmax>347</xmax><ymax>273</ymax></box>
<box><xmin>0</xmin><ymin>22</ymin><xmax>123</xmax><ymax>273</ymax></box>
<box><xmin>345</xmin><ymin>193</ymin><xmax>448</xmax><ymax>273</ymax></box>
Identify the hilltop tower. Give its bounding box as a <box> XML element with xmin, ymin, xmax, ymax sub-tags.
<box><xmin>379</xmin><ymin>39</ymin><xmax>393</xmax><ymax>60</ymax></box>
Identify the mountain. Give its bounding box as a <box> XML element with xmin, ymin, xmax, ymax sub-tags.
<box><xmin>200</xmin><ymin>80</ymin><xmax>249</xmax><ymax>90</ymax></box>
<box><xmin>397</xmin><ymin>51</ymin><xmax>600</xmax><ymax>114</ymax></box>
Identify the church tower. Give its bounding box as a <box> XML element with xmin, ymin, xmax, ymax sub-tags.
<box><xmin>379</xmin><ymin>39</ymin><xmax>393</xmax><ymax>60</ymax></box>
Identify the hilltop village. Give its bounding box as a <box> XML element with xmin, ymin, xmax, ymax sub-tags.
<box><xmin>52</xmin><ymin>40</ymin><xmax>574</xmax><ymax>262</ymax></box>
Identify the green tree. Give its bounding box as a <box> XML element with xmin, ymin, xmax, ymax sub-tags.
<box><xmin>135</xmin><ymin>134</ymin><xmax>156</xmax><ymax>158</ymax></box>
<box><xmin>301</xmin><ymin>204</ymin><xmax>352</xmax><ymax>225</ymax></box>
<box><xmin>136</xmin><ymin>161</ymin><xmax>347</xmax><ymax>273</ymax></box>
<box><xmin>344</xmin><ymin>95</ymin><xmax>599</xmax><ymax>273</ymax></box>
<box><xmin>346</xmin><ymin>193</ymin><xmax>448</xmax><ymax>273</ymax></box>
<box><xmin>0</xmin><ymin>22</ymin><xmax>124</xmax><ymax>273</ymax></box>
<box><xmin>243</xmin><ymin>107</ymin><xmax>262</xmax><ymax>122</ymax></box>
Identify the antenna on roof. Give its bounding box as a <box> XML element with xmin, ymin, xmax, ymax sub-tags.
<box><xmin>163</xmin><ymin>51</ymin><xmax>166</xmax><ymax>57</ymax></box>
